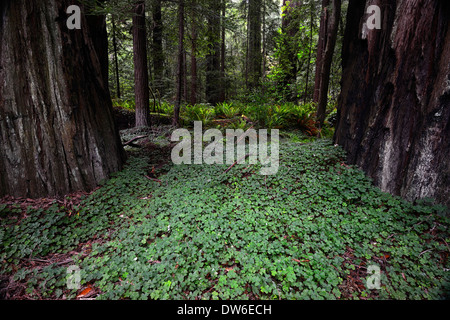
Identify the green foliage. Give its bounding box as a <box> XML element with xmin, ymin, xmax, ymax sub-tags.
<box><xmin>112</xmin><ymin>98</ymin><xmax>136</xmax><ymax>111</ymax></box>
<box><xmin>178</xmin><ymin>101</ymin><xmax>319</xmax><ymax>133</ymax></box>
<box><xmin>157</xmin><ymin>101</ymin><xmax>174</xmax><ymax>115</ymax></box>
<box><xmin>1</xmin><ymin>134</ymin><xmax>448</xmax><ymax>300</ymax></box>
<box><xmin>183</xmin><ymin>104</ymin><xmax>216</xmax><ymax>126</ymax></box>
<box><xmin>268</xmin><ymin>1</ymin><xmax>322</xmax><ymax>102</ymax></box>
<box><xmin>214</xmin><ymin>102</ymin><xmax>240</xmax><ymax>119</ymax></box>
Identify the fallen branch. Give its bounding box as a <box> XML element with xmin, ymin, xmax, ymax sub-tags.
<box><xmin>223</xmin><ymin>153</ymin><xmax>252</xmax><ymax>174</ymax></box>
<box><xmin>123</xmin><ymin>135</ymin><xmax>147</xmax><ymax>146</ymax></box>
<box><xmin>235</xmin><ymin>125</ymin><xmax>254</xmax><ymax>145</ymax></box>
<box><xmin>292</xmin><ymin>258</ymin><xmax>310</xmax><ymax>263</ymax></box>
<box><xmin>145</xmin><ymin>175</ymin><xmax>162</xmax><ymax>184</ymax></box>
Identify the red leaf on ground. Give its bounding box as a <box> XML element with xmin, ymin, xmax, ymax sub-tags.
<box><xmin>76</xmin><ymin>287</ymin><xmax>92</xmax><ymax>299</ymax></box>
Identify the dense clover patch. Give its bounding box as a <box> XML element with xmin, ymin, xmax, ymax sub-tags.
<box><xmin>0</xmin><ymin>133</ymin><xmax>449</xmax><ymax>300</ymax></box>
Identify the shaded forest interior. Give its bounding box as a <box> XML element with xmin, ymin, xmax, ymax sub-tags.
<box><xmin>0</xmin><ymin>0</ymin><xmax>449</xmax><ymax>301</ymax></box>
<box><xmin>107</xmin><ymin>0</ymin><xmax>343</xmax><ymax>126</ymax></box>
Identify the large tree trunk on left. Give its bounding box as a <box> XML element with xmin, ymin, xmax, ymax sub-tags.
<box><xmin>85</xmin><ymin>0</ymin><xmax>109</xmax><ymax>90</ymax></box>
<box><xmin>0</xmin><ymin>0</ymin><xmax>125</xmax><ymax>199</ymax></box>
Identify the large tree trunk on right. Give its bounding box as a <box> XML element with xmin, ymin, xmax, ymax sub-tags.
<box><xmin>334</xmin><ymin>0</ymin><xmax>450</xmax><ymax>207</ymax></box>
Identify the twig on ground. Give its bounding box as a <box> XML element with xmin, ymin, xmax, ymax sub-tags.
<box><xmin>123</xmin><ymin>135</ymin><xmax>147</xmax><ymax>146</ymax></box>
<box><xmin>292</xmin><ymin>258</ymin><xmax>310</xmax><ymax>263</ymax></box>
<box><xmin>224</xmin><ymin>153</ymin><xmax>252</xmax><ymax>174</ymax></box>
<box><xmin>145</xmin><ymin>175</ymin><xmax>162</xmax><ymax>184</ymax></box>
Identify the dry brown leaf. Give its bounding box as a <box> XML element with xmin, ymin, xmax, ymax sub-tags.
<box><xmin>76</xmin><ymin>286</ymin><xmax>92</xmax><ymax>299</ymax></box>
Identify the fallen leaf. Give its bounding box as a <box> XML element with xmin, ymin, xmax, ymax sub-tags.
<box><xmin>77</xmin><ymin>287</ymin><xmax>92</xmax><ymax>299</ymax></box>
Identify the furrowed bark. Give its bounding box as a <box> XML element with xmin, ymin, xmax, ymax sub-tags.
<box><xmin>133</xmin><ymin>0</ymin><xmax>150</xmax><ymax>127</ymax></box>
<box><xmin>0</xmin><ymin>0</ymin><xmax>125</xmax><ymax>198</ymax></box>
<box><xmin>335</xmin><ymin>0</ymin><xmax>450</xmax><ymax>207</ymax></box>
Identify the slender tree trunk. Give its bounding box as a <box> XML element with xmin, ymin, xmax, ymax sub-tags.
<box><xmin>313</xmin><ymin>0</ymin><xmax>329</xmax><ymax>103</ymax></box>
<box><xmin>247</xmin><ymin>0</ymin><xmax>262</xmax><ymax>90</ymax></box>
<box><xmin>183</xmin><ymin>49</ymin><xmax>188</xmax><ymax>101</ymax></box>
<box><xmin>280</xmin><ymin>0</ymin><xmax>301</xmax><ymax>97</ymax></box>
<box><xmin>205</xmin><ymin>1</ymin><xmax>221</xmax><ymax>105</ymax></box>
<box><xmin>173</xmin><ymin>0</ymin><xmax>184</xmax><ymax>126</ymax></box>
<box><xmin>245</xmin><ymin>0</ymin><xmax>249</xmax><ymax>88</ymax></box>
<box><xmin>262</xmin><ymin>0</ymin><xmax>266</xmax><ymax>84</ymax></box>
<box><xmin>112</xmin><ymin>15</ymin><xmax>121</xmax><ymax>99</ymax></box>
<box><xmin>315</xmin><ymin>0</ymin><xmax>341</xmax><ymax>127</ymax></box>
<box><xmin>0</xmin><ymin>0</ymin><xmax>125</xmax><ymax>198</ymax></box>
<box><xmin>133</xmin><ymin>1</ymin><xmax>150</xmax><ymax>127</ymax></box>
<box><xmin>190</xmin><ymin>1</ymin><xmax>198</xmax><ymax>105</ymax></box>
<box><xmin>220</xmin><ymin>0</ymin><xmax>226</xmax><ymax>102</ymax></box>
<box><xmin>303</xmin><ymin>4</ymin><xmax>314</xmax><ymax>103</ymax></box>
<box><xmin>335</xmin><ymin>0</ymin><xmax>450</xmax><ymax>206</ymax></box>
<box><xmin>152</xmin><ymin>0</ymin><xmax>164</xmax><ymax>96</ymax></box>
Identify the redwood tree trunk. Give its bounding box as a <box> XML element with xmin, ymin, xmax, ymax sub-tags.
<box><xmin>303</xmin><ymin>3</ymin><xmax>314</xmax><ymax>103</ymax></box>
<box><xmin>133</xmin><ymin>1</ymin><xmax>150</xmax><ymax>127</ymax></box>
<box><xmin>220</xmin><ymin>0</ymin><xmax>226</xmax><ymax>102</ymax></box>
<box><xmin>190</xmin><ymin>1</ymin><xmax>198</xmax><ymax>105</ymax></box>
<box><xmin>152</xmin><ymin>0</ymin><xmax>164</xmax><ymax>97</ymax></box>
<box><xmin>247</xmin><ymin>0</ymin><xmax>262</xmax><ymax>90</ymax></box>
<box><xmin>279</xmin><ymin>0</ymin><xmax>302</xmax><ymax>98</ymax></box>
<box><xmin>85</xmin><ymin>0</ymin><xmax>109</xmax><ymax>90</ymax></box>
<box><xmin>205</xmin><ymin>1</ymin><xmax>221</xmax><ymax>105</ymax></box>
<box><xmin>315</xmin><ymin>0</ymin><xmax>341</xmax><ymax>127</ymax></box>
<box><xmin>112</xmin><ymin>15</ymin><xmax>121</xmax><ymax>99</ymax></box>
<box><xmin>0</xmin><ymin>0</ymin><xmax>125</xmax><ymax>199</ymax></box>
<box><xmin>334</xmin><ymin>0</ymin><xmax>450</xmax><ymax>206</ymax></box>
<box><xmin>313</xmin><ymin>0</ymin><xmax>329</xmax><ymax>103</ymax></box>
<box><xmin>173</xmin><ymin>0</ymin><xmax>184</xmax><ymax>126</ymax></box>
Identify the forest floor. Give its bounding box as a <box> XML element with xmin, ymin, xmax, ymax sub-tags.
<box><xmin>0</xmin><ymin>123</ymin><xmax>449</xmax><ymax>300</ymax></box>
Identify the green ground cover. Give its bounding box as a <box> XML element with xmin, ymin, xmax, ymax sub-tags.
<box><xmin>1</xmin><ymin>131</ymin><xmax>448</xmax><ymax>300</ymax></box>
